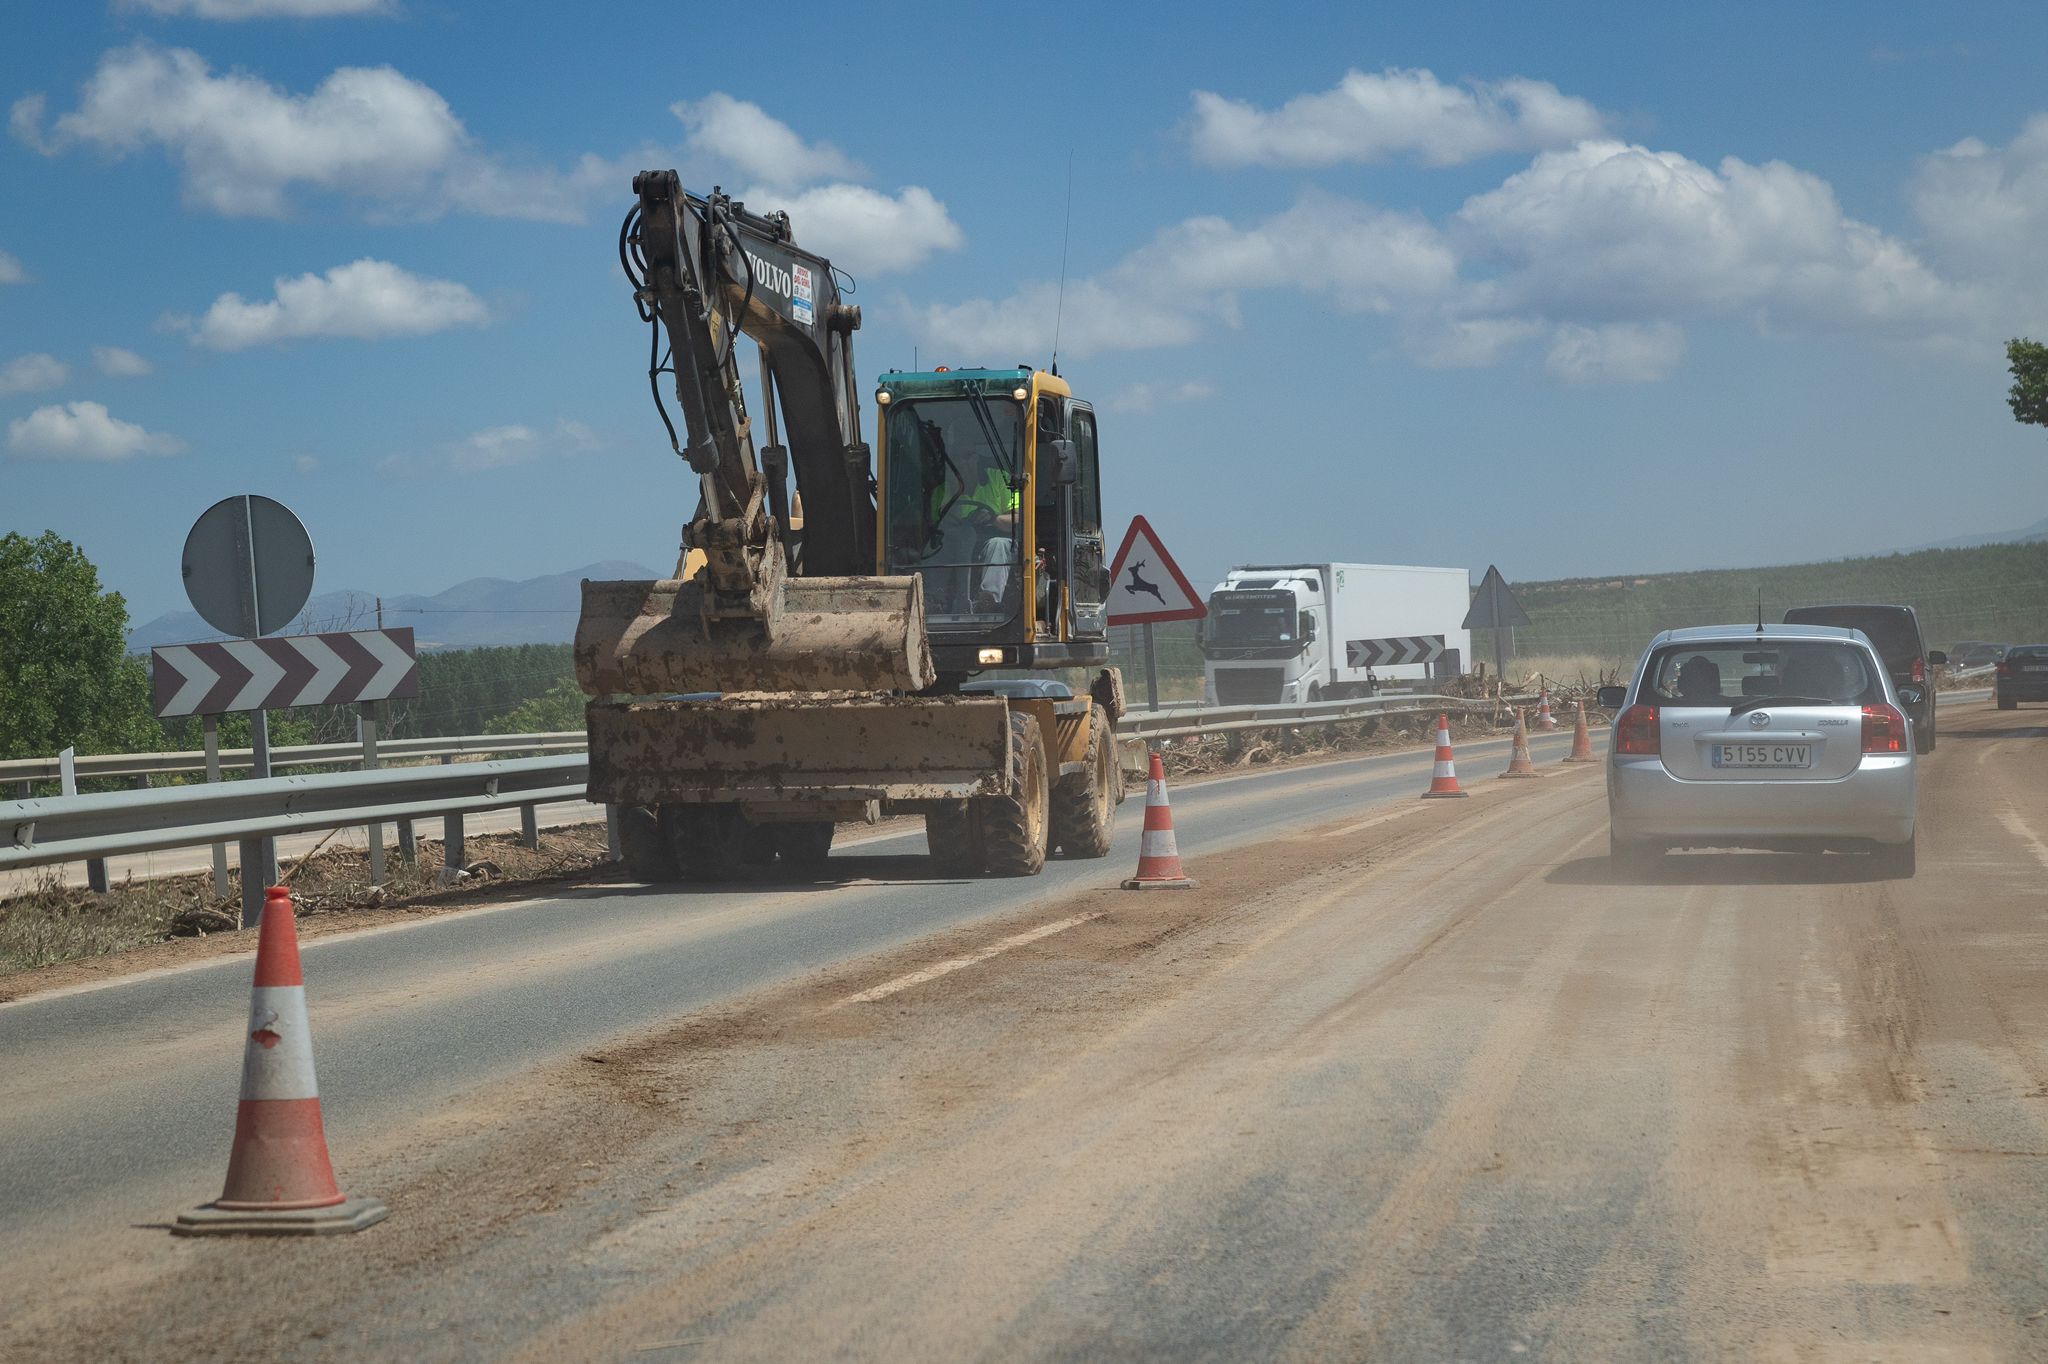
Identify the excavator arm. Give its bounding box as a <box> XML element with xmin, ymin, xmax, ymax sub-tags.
<box><xmin>578</xmin><ymin>171</ymin><xmax>934</xmax><ymax>696</ymax></box>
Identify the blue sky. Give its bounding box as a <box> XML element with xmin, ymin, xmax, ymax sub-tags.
<box><xmin>4</xmin><ymin>1</ymin><xmax>2047</xmax><ymax>626</ymax></box>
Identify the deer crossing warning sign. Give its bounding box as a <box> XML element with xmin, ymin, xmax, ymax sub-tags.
<box><xmin>1105</xmin><ymin>516</ymin><xmax>1206</xmax><ymax>627</ymax></box>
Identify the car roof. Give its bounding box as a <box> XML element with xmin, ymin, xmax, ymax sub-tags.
<box><xmin>1648</xmin><ymin>623</ymin><xmax>1870</xmax><ymax>647</ymax></box>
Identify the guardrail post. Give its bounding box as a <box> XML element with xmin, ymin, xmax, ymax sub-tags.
<box><xmin>519</xmin><ymin>802</ymin><xmax>539</xmax><ymax>850</ymax></box>
<box><xmin>58</xmin><ymin>748</ymin><xmax>113</xmax><ymax>894</ymax></box>
<box><xmin>396</xmin><ymin>818</ymin><xmax>416</xmax><ymax>864</ymax></box>
<box><xmin>359</xmin><ymin>704</ymin><xmax>385</xmax><ymax>887</ymax></box>
<box><xmin>605</xmin><ymin>805</ymin><xmax>623</xmax><ymax>862</ymax></box>
<box><xmin>441</xmin><ymin>813</ymin><xmax>465</xmax><ymax>884</ymax></box>
<box><xmin>203</xmin><ymin>716</ymin><xmax>230</xmax><ymax>899</ymax></box>
<box><xmin>241</xmin><ymin>711</ymin><xmax>278</xmax><ymax>929</ymax></box>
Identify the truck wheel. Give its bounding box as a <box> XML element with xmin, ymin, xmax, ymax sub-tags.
<box><xmin>1051</xmin><ymin>708</ymin><xmax>1115</xmax><ymax>859</ymax></box>
<box><xmin>977</xmin><ymin>712</ymin><xmax>1050</xmax><ymax>876</ymax></box>
<box><xmin>663</xmin><ymin>803</ymin><xmax>751</xmax><ymax>881</ymax></box>
<box><xmin>776</xmin><ymin>820</ymin><xmax>835</xmax><ymax>869</ymax></box>
<box><xmin>618</xmin><ymin>805</ymin><xmax>679</xmax><ymax>882</ymax></box>
<box><xmin>925</xmin><ymin>801</ymin><xmax>984</xmax><ymax>876</ymax></box>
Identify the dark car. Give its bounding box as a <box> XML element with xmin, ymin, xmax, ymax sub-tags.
<box><xmin>1996</xmin><ymin>644</ymin><xmax>2048</xmax><ymax>709</ymax></box>
<box><xmin>1782</xmin><ymin>604</ymin><xmax>1946</xmax><ymax>752</ymax></box>
<box><xmin>1948</xmin><ymin>641</ymin><xmax>2008</xmax><ymax>671</ymax></box>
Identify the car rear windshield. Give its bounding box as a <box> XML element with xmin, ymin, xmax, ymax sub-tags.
<box><xmin>1640</xmin><ymin>641</ymin><xmax>1884</xmax><ymax>707</ymax></box>
<box><xmin>1781</xmin><ymin>606</ymin><xmax>1921</xmax><ymax>666</ymax></box>
<box><xmin>2008</xmin><ymin>645</ymin><xmax>2048</xmax><ymax>662</ymax></box>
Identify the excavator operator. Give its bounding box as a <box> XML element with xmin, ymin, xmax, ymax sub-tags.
<box><xmin>951</xmin><ymin>452</ymin><xmax>1021</xmax><ymax>613</ymax></box>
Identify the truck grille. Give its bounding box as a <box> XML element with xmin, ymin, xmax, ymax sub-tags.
<box><xmin>1213</xmin><ymin>668</ymin><xmax>1284</xmax><ymax>705</ymax></box>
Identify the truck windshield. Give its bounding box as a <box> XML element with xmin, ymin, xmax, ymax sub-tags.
<box><xmin>881</xmin><ymin>398</ymin><xmax>1024</xmax><ymax>627</ymax></box>
<box><xmin>1210</xmin><ymin>592</ymin><xmax>1297</xmax><ymax>645</ymax></box>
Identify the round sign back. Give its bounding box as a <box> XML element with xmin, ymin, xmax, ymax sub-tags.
<box><xmin>181</xmin><ymin>495</ymin><xmax>315</xmax><ymax>638</ymax></box>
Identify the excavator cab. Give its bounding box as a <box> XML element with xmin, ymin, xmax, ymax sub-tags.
<box><xmin>875</xmin><ymin>367</ymin><xmax>1110</xmax><ymax>680</ymax></box>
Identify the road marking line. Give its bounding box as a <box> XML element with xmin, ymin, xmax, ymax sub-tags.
<box><xmin>836</xmin><ymin>912</ymin><xmax>1105</xmax><ymax>1007</ymax></box>
<box><xmin>1998</xmin><ymin>808</ymin><xmax>2048</xmax><ymax>872</ymax></box>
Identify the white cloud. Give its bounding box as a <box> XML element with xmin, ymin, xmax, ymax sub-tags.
<box><xmin>0</xmin><ymin>249</ymin><xmax>23</xmax><ymax>284</ymax></box>
<box><xmin>1452</xmin><ymin>140</ymin><xmax>1967</xmax><ymax>339</ymax></box>
<box><xmin>1403</xmin><ymin>316</ymin><xmax>1546</xmax><ymax>369</ymax></box>
<box><xmin>183</xmin><ymin>258</ymin><xmax>489</xmax><ymax>349</ymax></box>
<box><xmin>1545</xmin><ymin>321</ymin><xmax>1686</xmax><ymax>384</ymax></box>
<box><xmin>93</xmin><ymin>345</ymin><xmax>154</xmax><ymax>377</ymax></box>
<box><xmin>919</xmin><ymin>191</ymin><xmax>1455</xmax><ymax>359</ymax></box>
<box><xmin>0</xmin><ymin>353</ymin><xmax>69</xmax><ymax>396</ymax></box>
<box><xmin>674</xmin><ymin>93</ymin><xmax>862</xmax><ymax>188</ymax></box>
<box><xmin>1101</xmin><ymin>380</ymin><xmax>1216</xmax><ymax>414</ymax></box>
<box><xmin>447</xmin><ymin>419</ymin><xmax>598</xmax><ymax>473</ymax></box>
<box><xmin>1190</xmin><ymin>68</ymin><xmax>1606</xmax><ymax>169</ymax></box>
<box><xmin>12</xmin><ymin>45</ymin><xmax>602</xmax><ymax>222</ymax></box>
<box><xmin>1908</xmin><ymin>116</ymin><xmax>2048</xmax><ymax>332</ymax></box>
<box><xmin>293</xmin><ymin>454</ymin><xmax>319</xmax><ymax>476</ymax></box>
<box><xmin>123</xmin><ymin>0</ymin><xmax>392</xmax><ymax>15</ymax></box>
<box><xmin>7</xmin><ymin>401</ymin><xmax>184</xmax><ymax>461</ymax></box>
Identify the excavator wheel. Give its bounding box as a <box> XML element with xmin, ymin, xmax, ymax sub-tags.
<box><xmin>662</xmin><ymin>803</ymin><xmax>764</xmax><ymax>882</ymax></box>
<box><xmin>925</xmin><ymin>801</ymin><xmax>984</xmax><ymax>876</ymax></box>
<box><xmin>775</xmin><ymin>820</ymin><xmax>836</xmax><ymax>870</ymax></box>
<box><xmin>1051</xmin><ymin>706</ymin><xmax>1116</xmax><ymax>859</ymax></box>
<box><xmin>976</xmin><ymin>712</ymin><xmax>1050</xmax><ymax>877</ymax></box>
<box><xmin>618</xmin><ymin>804</ymin><xmax>680</xmax><ymax>882</ymax></box>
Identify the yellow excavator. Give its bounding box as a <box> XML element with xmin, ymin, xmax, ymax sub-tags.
<box><xmin>576</xmin><ymin>171</ymin><xmax>1125</xmax><ymax>879</ymax></box>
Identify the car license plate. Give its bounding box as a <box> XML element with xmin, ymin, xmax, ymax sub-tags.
<box><xmin>2026</xmin><ymin>665</ymin><xmax>2048</xmax><ymax>672</ymax></box>
<box><xmin>1713</xmin><ymin>743</ymin><xmax>1812</xmax><ymax>769</ymax></box>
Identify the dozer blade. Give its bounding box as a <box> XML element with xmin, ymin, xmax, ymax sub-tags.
<box><xmin>576</xmin><ymin>574</ymin><xmax>936</xmax><ymax>696</ymax></box>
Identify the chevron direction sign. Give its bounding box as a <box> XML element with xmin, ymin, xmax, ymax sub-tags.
<box><xmin>151</xmin><ymin>628</ymin><xmax>420</xmax><ymax>718</ymax></box>
<box><xmin>1346</xmin><ymin>635</ymin><xmax>1445</xmax><ymax>668</ymax></box>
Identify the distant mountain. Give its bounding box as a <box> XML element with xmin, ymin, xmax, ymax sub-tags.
<box><xmin>1902</xmin><ymin>515</ymin><xmax>2048</xmax><ymax>553</ymax></box>
<box><xmin>127</xmin><ymin>560</ymin><xmax>663</xmax><ymax>653</ymax></box>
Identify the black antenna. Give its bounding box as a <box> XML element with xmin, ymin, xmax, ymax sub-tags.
<box><xmin>1051</xmin><ymin>151</ymin><xmax>1073</xmax><ymax>377</ymax></box>
<box><xmin>1756</xmin><ymin>586</ymin><xmax>1763</xmax><ymax>632</ymax></box>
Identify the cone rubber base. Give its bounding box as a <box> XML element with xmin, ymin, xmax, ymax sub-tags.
<box><xmin>1420</xmin><ymin>790</ymin><xmax>1469</xmax><ymax>799</ymax></box>
<box><xmin>1562</xmin><ymin>755</ymin><xmax>1598</xmax><ymax>764</ymax></box>
<box><xmin>173</xmin><ymin>1194</ymin><xmax>387</xmax><ymax>1237</ymax></box>
<box><xmin>1498</xmin><ymin>770</ymin><xmax>1543</xmax><ymax>779</ymax></box>
<box><xmin>1123</xmin><ymin>876</ymin><xmax>1199</xmax><ymax>890</ymax></box>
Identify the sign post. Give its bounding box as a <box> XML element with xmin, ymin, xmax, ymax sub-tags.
<box><xmin>1104</xmin><ymin>515</ymin><xmax>1207</xmax><ymax>713</ymax></box>
<box><xmin>1462</xmin><ymin>564</ymin><xmax>1531</xmax><ymax>686</ymax></box>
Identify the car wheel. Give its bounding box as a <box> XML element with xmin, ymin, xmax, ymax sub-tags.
<box><xmin>1871</xmin><ymin>834</ymin><xmax>1916</xmax><ymax>879</ymax></box>
<box><xmin>1609</xmin><ymin>829</ymin><xmax>1662</xmax><ymax>875</ymax></box>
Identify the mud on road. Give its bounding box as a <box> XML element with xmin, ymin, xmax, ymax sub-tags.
<box><xmin>6</xmin><ymin>702</ymin><xmax>2047</xmax><ymax>1362</ymax></box>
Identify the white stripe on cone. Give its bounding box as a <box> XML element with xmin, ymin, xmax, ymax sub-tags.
<box><xmin>240</xmin><ymin>985</ymin><xmax>320</xmax><ymax>1102</ymax></box>
<box><xmin>1140</xmin><ymin>828</ymin><xmax>1180</xmax><ymax>859</ymax></box>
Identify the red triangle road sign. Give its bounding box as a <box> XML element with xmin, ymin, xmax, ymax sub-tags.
<box><xmin>1105</xmin><ymin>515</ymin><xmax>1207</xmax><ymax>626</ymax></box>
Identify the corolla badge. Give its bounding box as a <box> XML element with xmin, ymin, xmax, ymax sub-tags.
<box><xmin>1748</xmin><ymin>711</ymin><xmax>1772</xmax><ymax>728</ymax></box>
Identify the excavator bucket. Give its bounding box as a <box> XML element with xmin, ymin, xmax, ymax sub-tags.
<box><xmin>576</xmin><ymin>573</ymin><xmax>936</xmax><ymax>697</ymax></box>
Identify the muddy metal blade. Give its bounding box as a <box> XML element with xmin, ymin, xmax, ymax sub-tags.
<box><xmin>575</xmin><ymin>574</ymin><xmax>935</xmax><ymax>697</ymax></box>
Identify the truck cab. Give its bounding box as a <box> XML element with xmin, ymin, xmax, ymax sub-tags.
<box><xmin>1200</xmin><ymin>568</ymin><xmax>1330</xmax><ymax>706</ymax></box>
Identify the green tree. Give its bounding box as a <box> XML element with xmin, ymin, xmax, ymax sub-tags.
<box><xmin>484</xmin><ymin>677</ymin><xmax>587</xmax><ymax>735</ymax></box>
<box><xmin>0</xmin><ymin>531</ymin><xmax>164</xmax><ymax>761</ymax></box>
<box><xmin>2006</xmin><ymin>337</ymin><xmax>2048</xmax><ymax>428</ymax></box>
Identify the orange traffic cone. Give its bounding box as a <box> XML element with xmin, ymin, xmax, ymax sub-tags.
<box><xmin>1421</xmin><ymin>714</ymin><xmax>1469</xmax><ymax>799</ymax></box>
<box><xmin>1536</xmin><ymin>687</ymin><xmax>1558</xmax><ymax>729</ymax></box>
<box><xmin>1123</xmin><ymin>751</ymin><xmax>1198</xmax><ymax>889</ymax></box>
<box><xmin>1563</xmin><ymin>700</ymin><xmax>1598</xmax><ymax>763</ymax></box>
<box><xmin>1499</xmin><ymin>708</ymin><xmax>1543</xmax><ymax>778</ymax></box>
<box><xmin>175</xmin><ymin>887</ymin><xmax>387</xmax><ymax>1236</ymax></box>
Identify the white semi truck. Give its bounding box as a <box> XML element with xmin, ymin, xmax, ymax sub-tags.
<box><xmin>1199</xmin><ymin>563</ymin><xmax>1472</xmax><ymax>706</ymax></box>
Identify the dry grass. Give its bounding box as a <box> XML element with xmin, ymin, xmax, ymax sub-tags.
<box><xmin>0</xmin><ymin>824</ymin><xmax>615</xmax><ymax>976</ymax></box>
<box><xmin>1507</xmin><ymin>653</ymin><xmax>1632</xmax><ymax>689</ymax></box>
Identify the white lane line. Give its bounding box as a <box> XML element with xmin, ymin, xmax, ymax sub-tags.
<box><xmin>1998</xmin><ymin>808</ymin><xmax>2048</xmax><ymax>872</ymax></box>
<box><xmin>836</xmin><ymin>912</ymin><xmax>1106</xmax><ymax>1007</ymax></box>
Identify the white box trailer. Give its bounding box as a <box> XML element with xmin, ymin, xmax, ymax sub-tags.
<box><xmin>1200</xmin><ymin>563</ymin><xmax>1472</xmax><ymax>706</ymax></box>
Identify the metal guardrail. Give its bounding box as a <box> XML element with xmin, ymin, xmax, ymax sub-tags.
<box><xmin>1123</xmin><ymin>692</ymin><xmax>1531</xmax><ymax>742</ymax></box>
<box><xmin>0</xmin><ymin>756</ymin><xmax>587</xmax><ymax>873</ymax></box>
<box><xmin>0</xmin><ymin>731</ymin><xmax>586</xmax><ymax>786</ymax></box>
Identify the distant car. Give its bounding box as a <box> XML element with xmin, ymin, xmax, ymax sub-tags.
<box><xmin>1949</xmin><ymin>642</ymin><xmax>2009</xmax><ymax>671</ymax></box>
<box><xmin>1781</xmin><ymin>604</ymin><xmax>1945</xmax><ymax>753</ymax></box>
<box><xmin>1996</xmin><ymin>645</ymin><xmax>2048</xmax><ymax>709</ymax></box>
<box><xmin>1600</xmin><ymin>624</ymin><xmax>1918</xmax><ymax>876</ymax></box>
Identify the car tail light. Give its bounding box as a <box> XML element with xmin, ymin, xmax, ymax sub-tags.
<box><xmin>1996</xmin><ymin>661</ymin><xmax>2010</xmax><ymax>678</ymax></box>
<box><xmin>1861</xmin><ymin>703</ymin><xmax>1907</xmax><ymax>754</ymax></box>
<box><xmin>1911</xmin><ymin>657</ymin><xmax>1925</xmax><ymax>683</ymax></box>
<box><xmin>1615</xmin><ymin>704</ymin><xmax>1660</xmax><ymax>755</ymax></box>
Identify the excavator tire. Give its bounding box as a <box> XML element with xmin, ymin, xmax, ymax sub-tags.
<box><xmin>618</xmin><ymin>804</ymin><xmax>679</xmax><ymax>882</ymax></box>
<box><xmin>925</xmin><ymin>801</ymin><xmax>984</xmax><ymax>876</ymax></box>
<box><xmin>662</xmin><ymin>803</ymin><xmax>762</xmax><ymax>882</ymax></box>
<box><xmin>1051</xmin><ymin>706</ymin><xmax>1116</xmax><ymax>859</ymax></box>
<box><xmin>976</xmin><ymin>712</ymin><xmax>1050</xmax><ymax>877</ymax></box>
<box><xmin>775</xmin><ymin>820</ymin><xmax>836</xmax><ymax>869</ymax></box>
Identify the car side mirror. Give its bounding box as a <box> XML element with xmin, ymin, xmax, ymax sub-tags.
<box><xmin>1049</xmin><ymin>439</ymin><xmax>1078</xmax><ymax>485</ymax></box>
<box><xmin>1301</xmin><ymin>616</ymin><xmax>1317</xmax><ymax>642</ymax></box>
<box><xmin>1897</xmin><ymin>684</ymin><xmax>1925</xmax><ymax>708</ymax></box>
<box><xmin>1596</xmin><ymin>685</ymin><xmax>1627</xmax><ymax>709</ymax></box>
<box><xmin>1927</xmin><ymin>650</ymin><xmax>1947</xmax><ymax>666</ymax></box>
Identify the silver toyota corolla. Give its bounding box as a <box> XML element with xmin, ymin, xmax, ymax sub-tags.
<box><xmin>1602</xmin><ymin>624</ymin><xmax>1919</xmax><ymax>876</ymax></box>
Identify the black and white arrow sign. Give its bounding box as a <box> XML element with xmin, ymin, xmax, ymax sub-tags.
<box><xmin>1346</xmin><ymin>635</ymin><xmax>1445</xmax><ymax>668</ymax></box>
<box><xmin>151</xmin><ymin>628</ymin><xmax>420</xmax><ymax>718</ymax></box>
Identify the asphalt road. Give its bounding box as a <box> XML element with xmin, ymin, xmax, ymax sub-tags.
<box><xmin>6</xmin><ymin>701</ymin><xmax>2044</xmax><ymax>1361</ymax></box>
